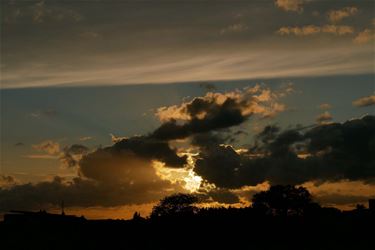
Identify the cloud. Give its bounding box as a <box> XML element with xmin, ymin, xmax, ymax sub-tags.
<box><xmin>2</xmin><ymin>47</ymin><xmax>373</xmax><ymax>89</ymax></box>
<box><xmin>32</xmin><ymin>140</ymin><xmax>60</xmax><ymax>155</ymax></box>
<box><xmin>220</xmin><ymin>23</ymin><xmax>248</xmax><ymax>35</ymax></box>
<box><xmin>79</xmin><ymin>136</ymin><xmax>93</xmax><ymax>141</ymax></box>
<box><xmin>199</xmin><ymin>189</ymin><xmax>240</xmax><ymax>204</ymax></box>
<box><xmin>316</xmin><ymin>111</ymin><xmax>333</xmax><ymax>124</ymax></box>
<box><xmin>316</xmin><ymin>193</ymin><xmax>374</xmax><ymax>207</ymax></box>
<box><xmin>110</xmin><ymin>134</ymin><xmax>128</xmax><ymax>143</ymax></box>
<box><xmin>321</xmin><ymin>25</ymin><xmax>354</xmax><ymax>35</ymax></box>
<box><xmin>353</xmin><ymin>29</ymin><xmax>375</xmax><ymax>44</ymax></box>
<box><xmin>302</xmin><ymin>180</ymin><xmax>375</xmax><ymax>208</ymax></box>
<box><xmin>31</xmin><ymin>140</ymin><xmax>90</xmax><ymax>167</ymax></box>
<box><xmin>80</xmin><ymin>136</ymin><xmax>187</xmax><ymax>177</ymax></box>
<box><xmin>277</xmin><ymin>25</ymin><xmax>354</xmax><ymax>36</ymax></box>
<box><xmin>328</xmin><ymin>7</ymin><xmax>358</xmax><ymax>23</ymax></box>
<box><xmin>5</xmin><ymin>84</ymin><xmax>287</xmax><ymax>209</ymax></box>
<box><xmin>0</xmin><ymin>176</ymin><xmax>180</xmax><ymax>211</ymax></box>
<box><xmin>194</xmin><ymin>115</ymin><xmax>375</xmax><ymax>188</ymax></box>
<box><xmin>24</xmin><ymin>154</ymin><xmax>58</xmax><ymax>159</ymax></box>
<box><xmin>352</xmin><ymin>95</ymin><xmax>375</xmax><ymax>107</ymax></box>
<box><xmin>153</xmin><ymin>85</ymin><xmax>287</xmax><ymax>140</ymax></box>
<box><xmin>277</xmin><ymin>25</ymin><xmax>320</xmax><ymax>36</ymax></box>
<box><xmin>60</xmin><ymin>144</ymin><xmax>89</xmax><ymax>168</ymax></box>
<box><xmin>0</xmin><ymin>175</ymin><xmax>17</xmax><ymax>188</ymax></box>
<box><xmin>31</xmin><ymin>1</ymin><xmax>82</xmax><ymax>23</ymax></box>
<box><xmin>29</xmin><ymin>109</ymin><xmax>58</xmax><ymax>119</ymax></box>
<box><xmin>318</xmin><ymin>103</ymin><xmax>332</xmax><ymax>110</ymax></box>
<box><xmin>275</xmin><ymin>0</ymin><xmax>306</xmax><ymax>13</ymax></box>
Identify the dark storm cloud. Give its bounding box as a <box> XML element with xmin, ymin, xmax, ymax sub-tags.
<box><xmin>194</xmin><ymin>115</ymin><xmax>375</xmax><ymax>188</ymax></box>
<box><xmin>0</xmin><ymin>176</ymin><xmax>176</xmax><ymax>211</ymax></box>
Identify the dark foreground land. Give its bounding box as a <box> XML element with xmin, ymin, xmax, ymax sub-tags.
<box><xmin>1</xmin><ymin>207</ymin><xmax>374</xmax><ymax>250</ymax></box>
<box><xmin>2</xmin><ymin>186</ymin><xmax>374</xmax><ymax>250</ymax></box>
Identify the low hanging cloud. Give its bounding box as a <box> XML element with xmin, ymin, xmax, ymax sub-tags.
<box><xmin>275</xmin><ymin>0</ymin><xmax>306</xmax><ymax>13</ymax></box>
<box><xmin>277</xmin><ymin>25</ymin><xmax>354</xmax><ymax>36</ymax></box>
<box><xmin>352</xmin><ymin>95</ymin><xmax>375</xmax><ymax>107</ymax></box>
<box><xmin>328</xmin><ymin>7</ymin><xmax>358</xmax><ymax>23</ymax></box>
<box><xmin>194</xmin><ymin>115</ymin><xmax>375</xmax><ymax>188</ymax></box>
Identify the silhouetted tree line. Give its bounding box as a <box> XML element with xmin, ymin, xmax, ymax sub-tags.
<box><xmin>1</xmin><ymin>185</ymin><xmax>374</xmax><ymax>250</ymax></box>
<box><xmin>149</xmin><ymin>185</ymin><xmax>321</xmax><ymax>220</ymax></box>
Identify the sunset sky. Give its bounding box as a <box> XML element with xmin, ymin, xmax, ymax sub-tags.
<box><xmin>1</xmin><ymin>0</ymin><xmax>374</xmax><ymax>219</ymax></box>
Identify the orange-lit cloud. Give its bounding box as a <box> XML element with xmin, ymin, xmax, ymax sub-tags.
<box><xmin>328</xmin><ymin>6</ymin><xmax>358</xmax><ymax>23</ymax></box>
<box><xmin>353</xmin><ymin>29</ymin><xmax>375</xmax><ymax>44</ymax></box>
<box><xmin>156</xmin><ymin>84</ymin><xmax>287</xmax><ymax>123</ymax></box>
<box><xmin>275</xmin><ymin>0</ymin><xmax>306</xmax><ymax>13</ymax></box>
<box><xmin>316</xmin><ymin>111</ymin><xmax>333</xmax><ymax>124</ymax></box>
<box><xmin>277</xmin><ymin>25</ymin><xmax>354</xmax><ymax>36</ymax></box>
<box><xmin>318</xmin><ymin>103</ymin><xmax>332</xmax><ymax>110</ymax></box>
<box><xmin>352</xmin><ymin>95</ymin><xmax>375</xmax><ymax>107</ymax></box>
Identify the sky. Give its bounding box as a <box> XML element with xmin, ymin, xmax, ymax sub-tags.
<box><xmin>0</xmin><ymin>0</ymin><xmax>375</xmax><ymax>219</ymax></box>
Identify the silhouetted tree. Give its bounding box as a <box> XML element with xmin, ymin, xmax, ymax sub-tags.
<box><xmin>150</xmin><ymin>193</ymin><xmax>198</xmax><ymax>218</ymax></box>
<box><xmin>252</xmin><ymin>185</ymin><xmax>313</xmax><ymax>216</ymax></box>
<box><xmin>132</xmin><ymin>212</ymin><xmax>143</xmax><ymax>221</ymax></box>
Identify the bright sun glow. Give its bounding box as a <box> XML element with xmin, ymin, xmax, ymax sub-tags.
<box><xmin>152</xmin><ymin>152</ymin><xmax>204</xmax><ymax>193</ymax></box>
